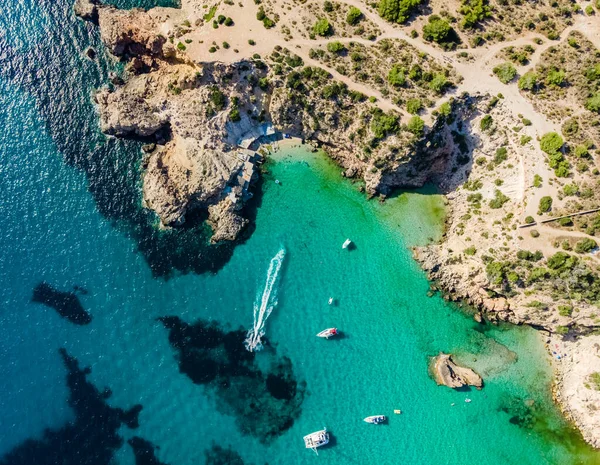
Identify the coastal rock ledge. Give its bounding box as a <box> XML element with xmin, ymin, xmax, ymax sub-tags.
<box><xmin>431</xmin><ymin>353</ymin><xmax>483</xmax><ymax>390</ymax></box>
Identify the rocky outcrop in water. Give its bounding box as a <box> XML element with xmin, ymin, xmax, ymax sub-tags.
<box><xmin>431</xmin><ymin>353</ymin><xmax>483</xmax><ymax>389</ymax></box>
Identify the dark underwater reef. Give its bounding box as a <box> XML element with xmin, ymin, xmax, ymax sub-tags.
<box><xmin>159</xmin><ymin>316</ymin><xmax>305</xmax><ymax>443</ymax></box>
<box><xmin>0</xmin><ymin>348</ymin><xmax>142</xmax><ymax>465</ymax></box>
<box><xmin>31</xmin><ymin>282</ymin><xmax>92</xmax><ymax>325</ymax></box>
<box><xmin>128</xmin><ymin>436</ymin><xmax>169</xmax><ymax>465</ymax></box>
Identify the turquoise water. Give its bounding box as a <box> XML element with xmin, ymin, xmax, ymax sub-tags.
<box><xmin>1</xmin><ymin>0</ymin><xmax>600</xmax><ymax>464</ymax></box>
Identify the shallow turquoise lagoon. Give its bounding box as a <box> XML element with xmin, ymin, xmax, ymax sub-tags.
<box><xmin>2</xmin><ymin>0</ymin><xmax>600</xmax><ymax>463</ymax></box>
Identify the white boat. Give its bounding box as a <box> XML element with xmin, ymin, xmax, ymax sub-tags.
<box><xmin>328</xmin><ymin>297</ymin><xmax>333</xmax><ymax>305</ymax></box>
<box><xmin>465</xmin><ymin>398</ymin><xmax>472</xmax><ymax>403</ymax></box>
<box><xmin>363</xmin><ymin>415</ymin><xmax>386</xmax><ymax>424</ymax></box>
<box><xmin>316</xmin><ymin>328</ymin><xmax>338</xmax><ymax>338</ymax></box>
<box><xmin>304</xmin><ymin>428</ymin><xmax>329</xmax><ymax>454</ymax></box>
<box><xmin>342</xmin><ymin>239</ymin><xmax>352</xmax><ymax>249</ymax></box>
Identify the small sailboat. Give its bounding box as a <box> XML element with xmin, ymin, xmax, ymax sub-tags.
<box><xmin>328</xmin><ymin>297</ymin><xmax>334</xmax><ymax>305</ymax></box>
<box><xmin>342</xmin><ymin>239</ymin><xmax>352</xmax><ymax>249</ymax></box>
<box><xmin>304</xmin><ymin>428</ymin><xmax>329</xmax><ymax>455</ymax></box>
<box><xmin>316</xmin><ymin>328</ymin><xmax>338</xmax><ymax>338</ymax></box>
<box><xmin>363</xmin><ymin>415</ymin><xmax>386</xmax><ymax>424</ymax></box>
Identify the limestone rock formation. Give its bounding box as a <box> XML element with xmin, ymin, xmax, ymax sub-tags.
<box><xmin>431</xmin><ymin>353</ymin><xmax>483</xmax><ymax>389</ymax></box>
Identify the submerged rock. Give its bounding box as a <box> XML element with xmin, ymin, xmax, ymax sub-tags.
<box><xmin>31</xmin><ymin>282</ymin><xmax>91</xmax><ymax>325</ymax></box>
<box><xmin>128</xmin><ymin>437</ymin><xmax>169</xmax><ymax>465</ymax></box>
<box><xmin>0</xmin><ymin>349</ymin><xmax>142</xmax><ymax>465</ymax></box>
<box><xmin>158</xmin><ymin>316</ymin><xmax>305</xmax><ymax>443</ymax></box>
<box><xmin>431</xmin><ymin>352</ymin><xmax>483</xmax><ymax>389</ymax></box>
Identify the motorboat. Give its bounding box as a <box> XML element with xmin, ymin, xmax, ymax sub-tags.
<box><xmin>303</xmin><ymin>428</ymin><xmax>329</xmax><ymax>454</ymax></box>
<box><xmin>316</xmin><ymin>328</ymin><xmax>338</xmax><ymax>338</ymax></box>
<box><xmin>328</xmin><ymin>297</ymin><xmax>333</xmax><ymax>305</ymax></box>
<box><xmin>342</xmin><ymin>239</ymin><xmax>352</xmax><ymax>249</ymax></box>
<box><xmin>364</xmin><ymin>415</ymin><xmax>386</xmax><ymax>424</ymax></box>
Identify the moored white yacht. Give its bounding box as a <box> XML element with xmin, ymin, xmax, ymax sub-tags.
<box><xmin>303</xmin><ymin>428</ymin><xmax>329</xmax><ymax>454</ymax></box>
<box><xmin>316</xmin><ymin>328</ymin><xmax>338</xmax><ymax>338</ymax></box>
<box><xmin>342</xmin><ymin>239</ymin><xmax>352</xmax><ymax>249</ymax></box>
<box><xmin>363</xmin><ymin>415</ymin><xmax>386</xmax><ymax>424</ymax></box>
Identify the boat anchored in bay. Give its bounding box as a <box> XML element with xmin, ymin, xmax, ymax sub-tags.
<box><xmin>317</xmin><ymin>328</ymin><xmax>338</xmax><ymax>338</ymax></box>
<box><xmin>363</xmin><ymin>415</ymin><xmax>386</xmax><ymax>424</ymax></box>
<box><xmin>304</xmin><ymin>428</ymin><xmax>329</xmax><ymax>455</ymax></box>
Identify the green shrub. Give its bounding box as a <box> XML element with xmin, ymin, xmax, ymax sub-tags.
<box><xmin>347</xmin><ymin>6</ymin><xmax>363</xmax><ymax>25</ymax></box>
<box><xmin>327</xmin><ymin>41</ymin><xmax>346</xmax><ymax>53</ymax></box>
<box><xmin>520</xmin><ymin>135</ymin><xmax>532</xmax><ymax>145</ymax></box>
<box><xmin>538</xmin><ymin>196</ymin><xmax>552</xmax><ymax>213</ymax></box>
<box><xmin>248</xmin><ymin>39</ymin><xmax>256</xmax><ymax>45</ymax></box>
<box><xmin>558</xmin><ymin>305</ymin><xmax>573</xmax><ymax>317</ymax></box>
<box><xmin>586</xmin><ymin>5</ymin><xmax>595</xmax><ymax>15</ymax></box>
<box><xmin>563</xmin><ymin>183</ymin><xmax>579</xmax><ymax>196</ymax></box>
<box><xmin>313</xmin><ymin>18</ymin><xmax>332</xmax><ymax>36</ymax></box>
<box><xmin>422</xmin><ymin>15</ymin><xmax>452</xmax><ymax>43</ymax></box>
<box><xmin>558</xmin><ymin>217</ymin><xmax>573</xmax><ymax>226</ymax></box>
<box><xmin>533</xmin><ymin>174</ymin><xmax>542</xmax><ymax>187</ymax></box>
<box><xmin>370</xmin><ymin>109</ymin><xmax>399</xmax><ymax>139</ymax></box>
<box><xmin>556</xmin><ymin>326</ymin><xmax>569</xmax><ymax>335</ymax></box>
<box><xmin>540</xmin><ymin>132</ymin><xmax>563</xmax><ymax>154</ymax></box>
<box><xmin>464</xmin><ymin>246</ymin><xmax>477</xmax><ymax>256</ymax></box>
<box><xmin>208</xmin><ymin>46</ymin><xmax>217</xmax><ymax>53</ymax></box>
<box><xmin>429</xmin><ymin>73</ymin><xmax>448</xmax><ymax>94</ymax></box>
<box><xmin>222</xmin><ymin>41</ymin><xmax>230</xmax><ymax>49</ymax></box>
<box><xmin>525</xmin><ymin>216</ymin><xmax>535</xmax><ymax>224</ymax></box>
<box><xmin>493</xmin><ymin>62</ymin><xmax>517</xmax><ymax>84</ymax></box>
<box><xmin>378</xmin><ymin>0</ymin><xmax>424</xmax><ymax>24</ymax></box>
<box><xmin>224</xmin><ymin>17</ymin><xmax>233</xmax><ymax>26</ymax></box>
<box><xmin>406</xmin><ymin>98</ymin><xmax>422</xmax><ymax>114</ymax></box>
<box><xmin>530</xmin><ymin>229</ymin><xmax>540</xmax><ymax>238</ymax></box>
<box><xmin>562</xmin><ymin>118</ymin><xmax>579</xmax><ymax>138</ymax></box>
<box><xmin>518</xmin><ymin>71</ymin><xmax>538</xmax><ymax>90</ymax></box>
<box><xmin>586</xmin><ymin>93</ymin><xmax>600</xmax><ymax>113</ymax></box>
<box><xmin>489</xmin><ymin>189</ymin><xmax>509</xmax><ymax>209</ymax></box>
<box><xmin>546</xmin><ymin>68</ymin><xmax>566</xmax><ymax>87</ymax></box>
<box><xmin>388</xmin><ymin>65</ymin><xmax>406</xmax><ymax>86</ymax></box>
<box><xmin>494</xmin><ymin>147</ymin><xmax>508</xmax><ymax>164</ymax></box>
<box><xmin>407</xmin><ymin>116</ymin><xmax>425</xmax><ymax>135</ymax></box>
<box><xmin>324</xmin><ymin>0</ymin><xmax>333</xmax><ymax>11</ymax></box>
<box><xmin>480</xmin><ymin>114</ymin><xmax>493</xmax><ymax>131</ymax></box>
<box><xmin>460</xmin><ymin>0</ymin><xmax>491</xmax><ymax>28</ymax></box>
<box><xmin>177</xmin><ymin>42</ymin><xmax>187</xmax><ymax>51</ymax></box>
<box><xmin>575</xmin><ymin>145</ymin><xmax>590</xmax><ymax>158</ymax></box>
<box><xmin>438</xmin><ymin>102</ymin><xmax>452</xmax><ymax>117</ymax></box>
<box><xmin>575</xmin><ymin>238</ymin><xmax>597</xmax><ymax>254</ymax></box>
<box><xmin>229</xmin><ymin>107</ymin><xmax>241</xmax><ymax>122</ymax></box>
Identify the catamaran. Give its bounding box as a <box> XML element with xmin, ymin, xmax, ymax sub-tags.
<box><xmin>304</xmin><ymin>428</ymin><xmax>329</xmax><ymax>454</ymax></box>
<box><xmin>342</xmin><ymin>239</ymin><xmax>352</xmax><ymax>249</ymax></box>
<box><xmin>363</xmin><ymin>415</ymin><xmax>386</xmax><ymax>424</ymax></box>
<box><xmin>316</xmin><ymin>328</ymin><xmax>338</xmax><ymax>338</ymax></box>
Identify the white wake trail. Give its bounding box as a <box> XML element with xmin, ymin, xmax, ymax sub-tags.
<box><xmin>245</xmin><ymin>248</ymin><xmax>286</xmax><ymax>352</ymax></box>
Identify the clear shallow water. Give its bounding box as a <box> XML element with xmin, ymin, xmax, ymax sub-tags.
<box><xmin>1</xmin><ymin>1</ymin><xmax>600</xmax><ymax>464</ymax></box>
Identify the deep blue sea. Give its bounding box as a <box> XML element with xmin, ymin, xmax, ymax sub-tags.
<box><xmin>1</xmin><ymin>0</ymin><xmax>600</xmax><ymax>464</ymax></box>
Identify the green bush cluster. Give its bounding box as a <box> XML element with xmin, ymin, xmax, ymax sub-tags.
<box><xmin>327</xmin><ymin>41</ymin><xmax>346</xmax><ymax>53</ymax></box>
<box><xmin>489</xmin><ymin>189</ymin><xmax>509</xmax><ymax>209</ymax></box>
<box><xmin>493</xmin><ymin>62</ymin><xmax>517</xmax><ymax>84</ymax></box>
<box><xmin>378</xmin><ymin>0</ymin><xmax>423</xmax><ymax>24</ymax></box>
<box><xmin>518</xmin><ymin>71</ymin><xmax>538</xmax><ymax>91</ymax></box>
<box><xmin>346</xmin><ymin>6</ymin><xmax>363</xmax><ymax>25</ymax></box>
<box><xmin>313</xmin><ymin>18</ymin><xmax>332</xmax><ymax>36</ymax></box>
<box><xmin>407</xmin><ymin>116</ymin><xmax>425</xmax><ymax>135</ymax></box>
<box><xmin>460</xmin><ymin>0</ymin><xmax>492</xmax><ymax>29</ymax></box>
<box><xmin>538</xmin><ymin>196</ymin><xmax>553</xmax><ymax>213</ymax></box>
<box><xmin>387</xmin><ymin>65</ymin><xmax>406</xmax><ymax>87</ymax></box>
<box><xmin>370</xmin><ymin>109</ymin><xmax>400</xmax><ymax>139</ymax></box>
<box><xmin>422</xmin><ymin>15</ymin><xmax>452</xmax><ymax>43</ymax></box>
<box><xmin>575</xmin><ymin>238</ymin><xmax>597</xmax><ymax>254</ymax></box>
